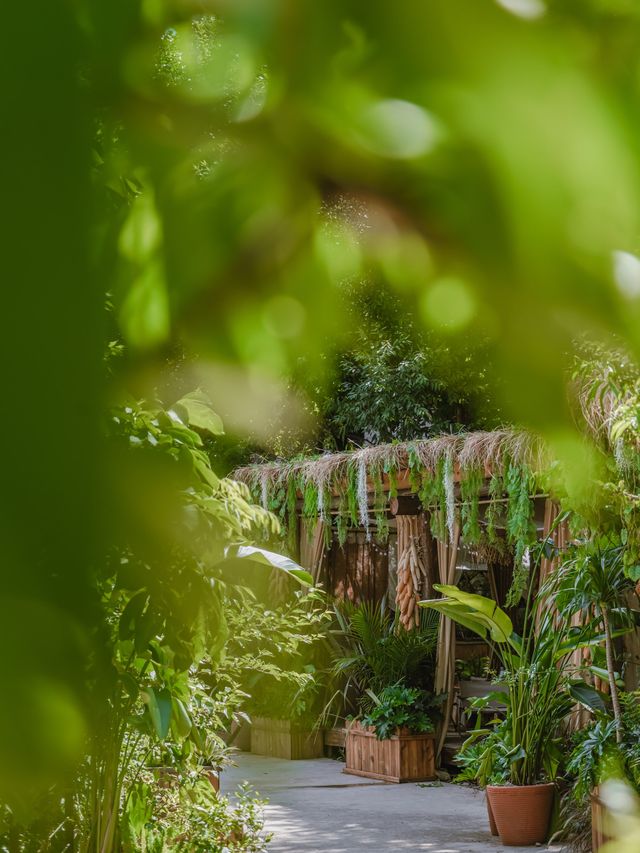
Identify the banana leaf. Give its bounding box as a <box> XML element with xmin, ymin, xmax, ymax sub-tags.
<box><xmin>420</xmin><ymin>584</ymin><xmax>516</xmax><ymax>648</ymax></box>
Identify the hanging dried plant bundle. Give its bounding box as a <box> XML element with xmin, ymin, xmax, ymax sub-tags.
<box><xmin>395</xmin><ymin>515</ymin><xmax>427</xmax><ymax>630</ymax></box>
<box><xmin>357</xmin><ymin>455</ymin><xmax>369</xmax><ymax>537</ymax></box>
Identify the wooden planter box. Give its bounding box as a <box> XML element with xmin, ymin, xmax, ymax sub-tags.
<box><xmin>324</xmin><ymin>726</ymin><xmax>347</xmax><ymax>757</ymax></box>
<box><xmin>250</xmin><ymin>716</ymin><xmax>324</xmax><ymax>760</ymax></box>
<box><xmin>344</xmin><ymin>720</ymin><xmax>436</xmax><ymax>783</ymax></box>
<box><xmin>229</xmin><ymin>719</ymin><xmax>251</xmax><ymax>751</ymax></box>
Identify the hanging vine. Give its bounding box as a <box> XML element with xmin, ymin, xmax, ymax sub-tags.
<box><xmin>386</xmin><ymin>461</ymin><xmax>399</xmax><ymax>501</ymax></box>
<box><xmin>232</xmin><ymin>430</ymin><xmax>545</xmax><ymax>560</ymax></box>
<box><xmin>443</xmin><ymin>450</ymin><xmax>456</xmax><ymax>541</ymax></box>
<box><xmin>372</xmin><ymin>462</ymin><xmax>389</xmax><ymax>542</ymax></box>
<box><xmin>428</xmin><ymin>457</ymin><xmax>448</xmax><ymax>541</ymax></box>
<box><xmin>460</xmin><ymin>464</ymin><xmax>484</xmax><ymax>544</ymax></box>
<box><xmin>486</xmin><ymin>472</ymin><xmax>504</xmax><ymax>546</ymax></box>
<box><xmin>336</xmin><ymin>486</ymin><xmax>349</xmax><ymax>548</ymax></box>
<box><xmin>302</xmin><ymin>479</ymin><xmax>319</xmax><ymax>527</ymax></box>
<box><xmin>285</xmin><ymin>476</ymin><xmax>299</xmax><ymax>555</ymax></box>
<box><xmin>408</xmin><ymin>444</ymin><xmax>422</xmax><ymax>493</ymax></box>
<box><xmin>505</xmin><ymin>461</ymin><xmax>536</xmax><ymax>606</ymax></box>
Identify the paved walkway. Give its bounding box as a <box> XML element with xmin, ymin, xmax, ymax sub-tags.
<box><xmin>222</xmin><ymin>753</ymin><xmax>561</xmax><ymax>853</ymax></box>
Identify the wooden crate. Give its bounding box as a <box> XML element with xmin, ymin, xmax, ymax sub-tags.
<box><xmin>250</xmin><ymin>717</ymin><xmax>324</xmax><ymax>760</ymax></box>
<box><xmin>324</xmin><ymin>727</ymin><xmax>346</xmax><ymax>748</ymax></box>
<box><xmin>344</xmin><ymin>721</ymin><xmax>436</xmax><ymax>783</ymax></box>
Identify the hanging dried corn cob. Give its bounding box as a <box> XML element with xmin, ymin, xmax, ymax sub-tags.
<box><xmin>395</xmin><ymin>515</ymin><xmax>427</xmax><ymax>629</ymax></box>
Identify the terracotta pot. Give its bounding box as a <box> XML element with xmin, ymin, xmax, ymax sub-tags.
<box><xmin>487</xmin><ymin>783</ymin><xmax>555</xmax><ymax>846</ymax></box>
<box><xmin>486</xmin><ymin>793</ymin><xmax>499</xmax><ymax>836</ymax></box>
<box><xmin>201</xmin><ymin>766</ymin><xmax>220</xmax><ymax>793</ymax></box>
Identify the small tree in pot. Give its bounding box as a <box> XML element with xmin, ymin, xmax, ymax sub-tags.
<box><xmin>422</xmin><ymin>582</ymin><xmax>610</xmax><ymax>845</ymax></box>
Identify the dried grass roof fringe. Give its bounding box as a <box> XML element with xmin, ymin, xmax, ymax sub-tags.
<box><xmin>232</xmin><ymin>429</ymin><xmax>547</xmax><ymax>495</ymax></box>
<box><xmin>574</xmin><ymin>374</ymin><xmax>618</xmax><ymax>443</ymax></box>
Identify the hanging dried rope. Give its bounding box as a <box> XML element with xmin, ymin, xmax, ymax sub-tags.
<box><xmin>395</xmin><ymin>515</ymin><xmax>427</xmax><ymax>630</ymax></box>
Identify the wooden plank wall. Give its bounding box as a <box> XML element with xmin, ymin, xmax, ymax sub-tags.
<box><xmin>326</xmin><ymin>529</ymin><xmax>396</xmax><ymax>605</ymax></box>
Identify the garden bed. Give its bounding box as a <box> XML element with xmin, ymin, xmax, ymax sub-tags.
<box><xmin>344</xmin><ymin>720</ymin><xmax>436</xmax><ymax>783</ymax></box>
<box><xmin>250</xmin><ymin>716</ymin><xmax>324</xmax><ymax>760</ymax></box>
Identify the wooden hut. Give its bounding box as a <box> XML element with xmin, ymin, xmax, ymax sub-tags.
<box><xmin>233</xmin><ymin>429</ymin><xmax>640</xmax><ymax>757</ymax></box>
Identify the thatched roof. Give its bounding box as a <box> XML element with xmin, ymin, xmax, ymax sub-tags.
<box><xmin>233</xmin><ymin>429</ymin><xmax>546</xmax><ymax>498</ymax></box>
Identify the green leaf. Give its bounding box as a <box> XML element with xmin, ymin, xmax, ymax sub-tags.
<box><xmin>119</xmin><ymin>189</ymin><xmax>162</xmax><ymax>261</ymax></box>
<box><xmin>119</xmin><ymin>259</ymin><xmax>170</xmax><ymax>349</ymax></box>
<box><xmin>419</xmin><ymin>598</ymin><xmax>491</xmax><ymax>640</ymax></box>
<box><xmin>193</xmin><ymin>452</ymin><xmax>220</xmax><ymax>489</ymax></box>
<box><xmin>421</xmin><ymin>584</ymin><xmax>515</xmax><ymax>646</ymax></box>
<box><xmin>173</xmin><ymin>389</ymin><xmax>224</xmax><ymax>436</ymax></box>
<box><xmin>568</xmin><ymin>680</ymin><xmax>609</xmax><ymax>714</ymax></box>
<box><xmin>625</xmin><ymin>564</ymin><xmax>640</xmax><ymax>581</ymax></box>
<box><xmin>587</xmin><ymin>665</ymin><xmax>624</xmax><ymax>687</ymax></box>
<box><xmin>172</xmin><ymin>698</ymin><xmax>192</xmax><ymax>739</ymax></box>
<box><xmin>119</xmin><ymin>590</ymin><xmax>148</xmax><ymax>641</ymax></box>
<box><xmin>228</xmin><ymin>546</ymin><xmax>314</xmax><ymax>585</ymax></box>
<box><xmin>142</xmin><ymin>686</ymin><xmax>172</xmax><ymax>740</ymax></box>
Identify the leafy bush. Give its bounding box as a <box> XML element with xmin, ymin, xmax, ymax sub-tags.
<box><xmin>454</xmin><ymin>715</ymin><xmax>511</xmax><ymax>786</ymax></box>
<box><xmin>360</xmin><ymin>685</ymin><xmax>440</xmax><ymax>741</ymax></box>
<box><xmin>556</xmin><ymin>692</ymin><xmax>640</xmax><ymax>852</ymax></box>
<box><xmin>216</xmin><ymin>587</ymin><xmax>332</xmax><ymax>726</ymax></box>
<box><xmin>566</xmin><ymin>691</ymin><xmax>640</xmax><ymax>805</ymax></box>
<box><xmin>455</xmin><ymin>656</ymin><xmax>490</xmax><ymax>680</ymax></box>
<box><xmin>329</xmin><ymin>601</ymin><xmax>439</xmax><ymax>719</ymax></box>
<box><xmin>123</xmin><ymin>777</ymin><xmax>270</xmax><ymax>852</ymax></box>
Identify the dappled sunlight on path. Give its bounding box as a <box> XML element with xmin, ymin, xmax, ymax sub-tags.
<box><xmin>223</xmin><ymin>754</ymin><xmax>562</xmax><ymax>853</ymax></box>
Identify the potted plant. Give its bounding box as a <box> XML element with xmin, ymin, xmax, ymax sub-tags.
<box><xmin>422</xmin><ymin>581</ymin><xmax>608</xmax><ymax>846</ymax></box>
<box><xmin>249</xmin><ymin>675</ymin><xmax>325</xmax><ymax>760</ymax></box>
<box><xmin>321</xmin><ymin>602</ymin><xmax>442</xmax><ymax>782</ymax></box>
<box><xmin>321</xmin><ymin>601</ymin><xmax>439</xmax><ymax>727</ymax></box>
<box><xmin>345</xmin><ymin>684</ymin><xmax>441</xmax><ymax>782</ymax></box>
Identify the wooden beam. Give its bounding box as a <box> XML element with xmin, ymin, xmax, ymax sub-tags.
<box><xmin>389</xmin><ymin>494</ymin><xmax>422</xmax><ymax>516</ymax></box>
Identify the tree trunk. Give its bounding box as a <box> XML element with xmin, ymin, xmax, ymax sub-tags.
<box><xmin>602</xmin><ymin>607</ymin><xmax>623</xmax><ymax>744</ymax></box>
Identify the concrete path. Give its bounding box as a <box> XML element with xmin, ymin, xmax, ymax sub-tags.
<box><xmin>222</xmin><ymin>753</ymin><xmax>562</xmax><ymax>853</ymax></box>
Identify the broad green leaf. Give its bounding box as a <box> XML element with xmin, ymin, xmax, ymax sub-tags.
<box><xmin>119</xmin><ymin>259</ymin><xmax>170</xmax><ymax>349</ymax></box>
<box><xmin>587</xmin><ymin>665</ymin><xmax>624</xmax><ymax>687</ymax></box>
<box><xmin>172</xmin><ymin>698</ymin><xmax>192</xmax><ymax>739</ymax></box>
<box><xmin>173</xmin><ymin>389</ymin><xmax>224</xmax><ymax>436</ymax></box>
<box><xmin>193</xmin><ymin>452</ymin><xmax>220</xmax><ymax>489</ymax></box>
<box><xmin>568</xmin><ymin>680</ymin><xmax>609</xmax><ymax>713</ymax></box>
<box><xmin>432</xmin><ymin>585</ymin><xmax>514</xmax><ymax>642</ymax></box>
<box><xmin>421</xmin><ymin>585</ymin><xmax>515</xmax><ymax>647</ymax></box>
<box><xmin>119</xmin><ymin>189</ymin><xmax>161</xmax><ymax>261</ymax></box>
<box><xmin>419</xmin><ymin>598</ymin><xmax>490</xmax><ymax>640</ymax></box>
<box><xmin>229</xmin><ymin>546</ymin><xmax>313</xmax><ymax>585</ymax></box>
<box><xmin>118</xmin><ymin>590</ymin><xmax>148</xmax><ymax>641</ymax></box>
<box><xmin>460</xmin><ymin>728</ymin><xmax>492</xmax><ymax>751</ymax></box>
<box><xmin>625</xmin><ymin>564</ymin><xmax>640</xmax><ymax>581</ymax></box>
<box><xmin>142</xmin><ymin>686</ymin><xmax>172</xmax><ymax>740</ymax></box>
